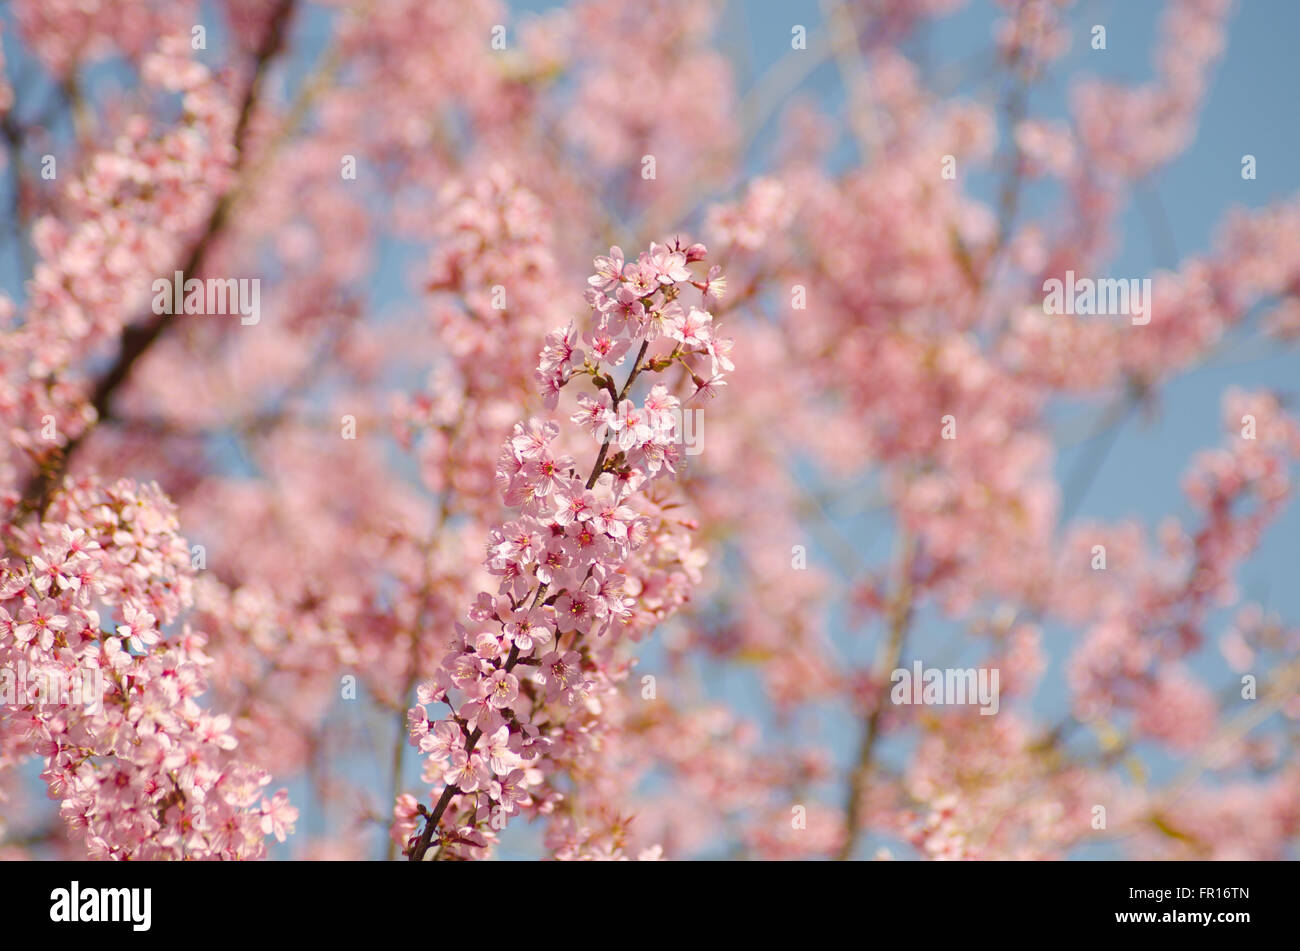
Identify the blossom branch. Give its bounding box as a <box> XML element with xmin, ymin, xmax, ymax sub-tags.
<box><xmin>403</xmin><ymin>240</ymin><xmax>733</xmax><ymax>861</ymax></box>
<box><xmin>16</xmin><ymin>0</ymin><xmax>298</xmax><ymax>519</ymax></box>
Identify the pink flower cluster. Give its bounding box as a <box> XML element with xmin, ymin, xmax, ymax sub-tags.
<box><xmin>1067</xmin><ymin>388</ymin><xmax>1300</xmax><ymax>736</ymax></box>
<box><xmin>403</xmin><ymin>241</ymin><xmax>731</xmax><ymax>859</ymax></box>
<box><xmin>2</xmin><ymin>35</ymin><xmax>235</xmax><ymax>487</ymax></box>
<box><xmin>0</xmin><ymin>478</ymin><xmax>294</xmax><ymax>859</ymax></box>
<box><xmin>536</xmin><ymin>240</ymin><xmax>732</xmax><ymax>408</ymax></box>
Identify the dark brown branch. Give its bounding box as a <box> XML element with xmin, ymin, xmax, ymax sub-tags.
<box><xmin>15</xmin><ymin>0</ymin><xmax>298</xmax><ymax>519</ymax></box>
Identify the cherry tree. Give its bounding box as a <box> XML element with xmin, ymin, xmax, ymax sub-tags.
<box><xmin>1</xmin><ymin>0</ymin><xmax>1297</xmax><ymax>861</ymax></box>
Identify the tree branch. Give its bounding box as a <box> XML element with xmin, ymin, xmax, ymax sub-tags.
<box><xmin>15</xmin><ymin>0</ymin><xmax>298</xmax><ymax>518</ymax></box>
<box><xmin>835</xmin><ymin>530</ymin><xmax>915</xmax><ymax>860</ymax></box>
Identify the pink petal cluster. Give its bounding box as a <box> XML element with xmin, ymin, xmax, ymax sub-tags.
<box><xmin>1</xmin><ymin>478</ymin><xmax>294</xmax><ymax>858</ymax></box>
<box><xmin>404</xmin><ymin>242</ymin><xmax>731</xmax><ymax>859</ymax></box>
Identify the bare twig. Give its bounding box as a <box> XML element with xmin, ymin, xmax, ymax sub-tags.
<box><xmin>835</xmin><ymin>531</ymin><xmax>915</xmax><ymax>860</ymax></box>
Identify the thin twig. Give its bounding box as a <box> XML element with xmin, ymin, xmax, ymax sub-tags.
<box><xmin>835</xmin><ymin>530</ymin><xmax>915</xmax><ymax>860</ymax></box>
